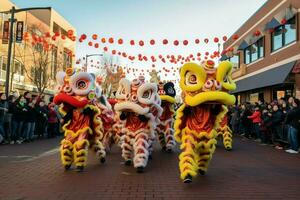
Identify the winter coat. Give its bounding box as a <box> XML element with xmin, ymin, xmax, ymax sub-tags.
<box><xmin>271</xmin><ymin>110</ymin><xmax>284</xmax><ymax>126</ymax></box>
<box><xmin>284</xmin><ymin>107</ymin><xmax>300</xmax><ymax>129</ymax></box>
<box><xmin>248</xmin><ymin>110</ymin><xmax>262</xmax><ymax>123</ymax></box>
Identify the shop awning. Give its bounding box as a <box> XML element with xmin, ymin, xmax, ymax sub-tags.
<box><xmin>232</xmin><ymin>61</ymin><xmax>295</xmax><ymax>93</ymax></box>
<box><xmin>265</xmin><ymin>17</ymin><xmax>281</xmax><ymax>30</ymax></box>
<box><xmin>220</xmin><ymin>54</ymin><xmax>229</xmax><ymax>61</ymax></box>
<box><xmin>238</xmin><ymin>40</ymin><xmax>249</xmax><ymax>50</ymax></box>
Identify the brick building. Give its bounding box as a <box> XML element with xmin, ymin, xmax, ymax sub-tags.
<box><xmin>222</xmin><ymin>0</ymin><xmax>300</xmax><ymax>103</ymax></box>
<box><xmin>0</xmin><ymin>0</ymin><xmax>76</xmax><ymax>96</ymax></box>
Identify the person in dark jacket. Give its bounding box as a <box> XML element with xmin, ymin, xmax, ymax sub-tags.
<box><xmin>284</xmin><ymin>99</ymin><xmax>300</xmax><ymax>154</ymax></box>
<box><xmin>240</xmin><ymin>103</ymin><xmax>253</xmax><ymax>138</ymax></box>
<box><xmin>0</xmin><ymin>93</ymin><xmax>8</xmax><ymax>144</ymax></box>
<box><xmin>23</xmin><ymin>98</ymin><xmax>37</xmax><ymax>142</ymax></box>
<box><xmin>35</xmin><ymin>100</ymin><xmax>48</xmax><ymax>138</ymax></box>
<box><xmin>11</xmin><ymin>95</ymin><xmax>27</xmax><ymax>144</ymax></box>
<box><xmin>271</xmin><ymin>104</ymin><xmax>284</xmax><ymax>149</ymax></box>
<box><xmin>260</xmin><ymin>109</ymin><xmax>272</xmax><ymax>144</ymax></box>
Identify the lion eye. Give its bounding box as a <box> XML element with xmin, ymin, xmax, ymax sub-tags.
<box><xmin>142</xmin><ymin>90</ymin><xmax>152</xmax><ymax>99</ymax></box>
<box><xmin>185</xmin><ymin>72</ymin><xmax>197</xmax><ymax>86</ymax></box>
<box><xmin>76</xmin><ymin>80</ymin><xmax>88</xmax><ymax>89</ymax></box>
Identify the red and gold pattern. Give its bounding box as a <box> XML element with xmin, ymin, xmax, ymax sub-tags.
<box><xmin>217</xmin><ymin>114</ymin><xmax>233</xmax><ymax>150</ymax></box>
<box><xmin>156</xmin><ymin>82</ymin><xmax>176</xmax><ymax>152</ymax></box>
<box><xmin>115</xmin><ymin>76</ymin><xmax>162</xmax><ymax>172</ymax></box>
<box><xmin>54</xmin><ymin>68</ymin><xmax>105</xmax><ymax>171</ymax></box>
<box><xmin>174</xmin><ymin>60</ymin><xmax>236</xmax><ymax>183</ymax></box>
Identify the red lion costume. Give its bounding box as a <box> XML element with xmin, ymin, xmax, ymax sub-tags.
<box><xmin>54</xmin><ymin>68</ymin><xmax>106</xmax><ymax>171</ymax></box>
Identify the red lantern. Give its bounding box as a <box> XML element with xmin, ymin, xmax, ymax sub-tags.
<box><xmin>118</xmin><ymin>52</ymin><xmax>121</xmax><ymax>55</ymax></box>
<box><xmin>205</xmin><ymin>52</ymin><xmax>209</xmax><ymax>56</ymax></box>
<box><xmin>139</xmin><ymin>40</ymin><xmax>144</xmax><ymax>46</ymax></box>
<box><xmin>233</xmin><ymin>34</ymin><xmax>239</xmax><ymax>40</ymax></box>
<box><xmin>118</xmin><ymin>38</ymin><xmax>123</xmax><ymax>45</ymax></box>
<box><xmin>163</xmin><ymin>39</ymin><xmax>168</xmax><ymax>45</ymax></box>
<box><xmin>61</xmin><ymin>35</ymin><xmax>66</xmax><ymax>40</ymax></box>
<box><xmin>281</xmin><ymin>18</ymin><xmax>287</xmax><ymax>25</ymax></box>
<box><xmin>112</xmin><ymin>50</ymin><xmax>116</xmax><ymax>55</ymax></box>
<box><xmin>222</xmin><ymin>36</ymin><xmax>228</xmax><ymax>41</ymax></box>
<box><xmin>122</xmin><ymin>52</ymin><xmax>127</xmax><ymax>57</ymax></box>
<box><xmin>103</xmin><ymin>46</ymin><xmax>108</xmax><ymax>51</ymax></box>
<box><xmin>81</xmin><ymin>34</ymin><xmax>87</xmax><ymax>40</ymax></box>
<box><xmin>92</xmin><ymin>34</ymin><xmax>98</xmax><ymax>40</ymax></box>
<box><xmin>183</xmin><ymin>40</ymin><xmax>188</xmax><ymax>45</ymax></box>
<box><xmin>130</xmin><ymin>40</ymin><xmax>135</xmax><ymax>45</ymax></box>
<box><xmin>45</xmin><ymin>32</ymin><xmax>51</xmax><ymax>38</ymax></box>
<box><xmin>101</xmin><ymin>38</ymin><xmax>106</xmax><ymax>43</ymax></box>
<box><xmin>173</xmin><ymin>40</ymin><xmax>179</xmax><ymax>46</ymax></box>
<box><xmin>67</xmin><ymin>30</ymin><xmax>74</xmax><ymax>36</ymax></box>
<box><xmin>108</xmin><ymin>37</ymin><xmax>114</xmax><ymax>43</ymax></box>
<box><xmin>269</xmin><ymin>28</ymin><xmax>275</xmax><ymax>34</ymax></box>
<box><xmin>51</xmin><ymin>36</ymin><xmax>56</xmax><ymax>41</ymax></box>
<box><xmin>229</xmin><ymin>47</ymin><xmax>234</xmax><ymax>52</ymax></box>
<box><xmin>94</xmin><ymin>43</ymin><xmax>99</xmax><ymax>48</ymax></box>
<box><xmin>213</xmin><ymin>37</ymin><xmax>219</xmax><ymax>43</ymax></box>
<box><xmin>204</xmin><ymin>38</ymin><xmax>209</xmax><ymax>44</ymax></box>
<box><xmin>88</xmin><ymin>41</ymin><xmax>93</xmax><ymax>46</ymax></box>
<box><xmin>150</xmin><ymin>39</ymin><xmax>155</xmax><ymax>45</ymax></box>
<box><xmin>152</xmin><ymin>64</ymin><xmax>155</xmax><ymax>68</ymax></box>
<box><xmin>54</xmin><ymin>32</ymin><xmax>60</xmax><ymax>37</ymax></box>
<box><xmin>254</xmin><ymin>30</ymin><xmax>261</xmax><ymax>37</ymax></box>
<box><xmin>197</xmin><ymin>52</ymin><xmax>201</xmax><ymax>57</ymax></box>
<box><xmin>195</xmin><ymin>39</ymin><xmax>200</xmax><ymax>44</ymax></box>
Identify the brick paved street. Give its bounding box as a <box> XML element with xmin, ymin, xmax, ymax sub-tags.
<box><xmin>0</xmin><ymin>136</ymin><xmax>300</xmax><ymax>200</ymax></box>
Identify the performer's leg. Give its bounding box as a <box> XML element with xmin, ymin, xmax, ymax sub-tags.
<box><xmin>222</xmin><ymin>127</ymin><xmax>233</xmax><ymax>150</ymax></box>
<box><xmin>197</xmin><ymin>134</ymin><xmax>217</xmax><ymax>175</ymax></box>
<box><xmin>60</xmin><ymin>137</ymin><xmax>74</xmax><ymax>170</ymax></box>
<box><xmin>179</xmin><ymin>131</ymin><xmax>199</xmax><ymax>183</ymax></box>
<box><xmin>165</xmin><ymin>122</ymin><xmax>176</xmax><ymax>152</ymax></box>
<box><xmin>93</xmin><ymin>135</ymin><xmax>106</xmax><ymax>163</ymax></box>
<box><xmin>121</xmin><ymin>134</ymin><xmax>133</xmax><ymax>165</ymax></box>
<box><xmin>133</xmin><ymin>132</ymin><xmax>150</xmax><ymax>172</ymax></box>
<box><xmin>73</xmin><ymin>132</ymin><xmax>89</xmax><ymax>171</ymax></box>
<box><xmin>157</xmin><ymin>126</ymin><xmax>166</xmax><ymax>150</ymax></box>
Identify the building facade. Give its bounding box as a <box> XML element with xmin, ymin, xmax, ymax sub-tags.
<box><xmin>222</xmin><ymin>0</ymin><xmax>300</xmax><ymax>104</ymax></box>
<box><xmin>0</xmin><ymin>0</ymin><xmax>76</xmax><ymax>96</ymax></box>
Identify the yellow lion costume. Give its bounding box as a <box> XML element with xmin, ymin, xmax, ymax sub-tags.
<box><xmin>174</xmin><ymin>60</ymin><xmax>236</xmax><ymax>183</ymax></box>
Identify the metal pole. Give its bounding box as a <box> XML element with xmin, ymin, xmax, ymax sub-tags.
<box><xmin>85</xmin><ymin>55</ymin><xmax>88</xmax><ymax>72</ymax></box>
<box><xmin>5</xmin><ymin>6</ymin><xmax>15</xmax><ymax>98</ymax></box>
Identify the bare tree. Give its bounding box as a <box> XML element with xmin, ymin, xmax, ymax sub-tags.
<box><xmin>14</xmin><ymin>25</ymin><xmax>67</xmax><ymax>95</ymax></box>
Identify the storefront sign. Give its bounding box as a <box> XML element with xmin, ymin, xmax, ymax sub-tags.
<box><xmin>249</xmin><ymin>93</ymin><xmax>258</xmax><ymax>103</ymax></box>
<box><xmin>2</xmin><ymin>21</ymin><xmax>9</xmax><ymax>44</ymax></box>
<box><xmin>16</xmin><ymin>21</ymin><xmax>24</xmax><ymax>43</ymax></box>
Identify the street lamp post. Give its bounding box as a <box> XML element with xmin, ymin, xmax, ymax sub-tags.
<box><xmin>85</xmin><ymin>54</ymin><xmax>103</xmax><ymax>72</ymax></box>
<box><xmin>1</xmin><ymin>6</ymin><xmax>51</xmax><ymax>98</ymax></box>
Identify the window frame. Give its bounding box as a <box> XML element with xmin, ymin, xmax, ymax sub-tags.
<box><xmin>227</xmin><ymin>52</ymin><xmax>240</xmax><ymax>69</ymax></box>
<box><xmin>271</xmin><ymin>16</ymin><xmax>297</xmax><ymax>52</ymax></box>
<box><xmin>244</xmin><ymin>37</ymin><xmax>264</xmax><ymax>64</ymax></box>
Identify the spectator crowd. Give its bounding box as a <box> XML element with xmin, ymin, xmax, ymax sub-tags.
<box><xmin>229</xmin><ymin>96</ymin><xmax>300</xmax><ymax>154</ymax></box>
<box><xmin>0</xmin><ymin>91</ymin><xmax>61</xmax><ymax>145</ymax></box>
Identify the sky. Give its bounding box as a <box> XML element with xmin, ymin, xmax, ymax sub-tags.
<box><xmin>12</xmin><ymin>0</ymin><xmax>267</xmax><ymax>83</ymax></box>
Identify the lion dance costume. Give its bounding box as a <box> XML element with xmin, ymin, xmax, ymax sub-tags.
<box><xmin>174</xmin><ymin>60</ymin><xmax>236</xmax><ymax>183</ymax></box>
<box><xmin>217</xmin><ymin>114</ymin><xmax>233</xmax><ymax>150</ymax></box>
<box><xmin>156</xmin><ymin>81</ymin><xmax>176</xmax><ymax>152</ymax></box>
<box><xmin>115</xmin><ymin>76</ymin><xmax>162</xmax><ymax>172</ymax></box>
<box><xmin>54</xmin><ymin>68</ymin><xmax>106</xmax><ymax>171</ymax></box>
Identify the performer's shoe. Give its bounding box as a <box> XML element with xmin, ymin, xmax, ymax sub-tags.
<box><xmin>166</xmin><ymin>147</ymin><xmax>172</xmax><ymax>153</ymax></box>
<box><xmin>64</xmin><ymin>164</ymin><xmax>71</xmax><ymax>171</ymax></box>
<box><xmin>124</xmin><ymin>160</ymin><xmax>132</xmax><ymax>166</ymax></box>
<box><xmin>136</xmin><ymin>166</ymin><xmax>144</xmax><ymax>173</ymax></box>
<box><xmin>76</xmin><ymin>166</ymin><xmax>84</xmax><ymax>172</ymax></box>
<box><xmin>100</xmin><ymin>157</ymin><xmax>106</xmax><ymax>164</ymax></box>
<box><xmin>183</xmin><ymin>175</ymin><xmax>193</xmax><ymax>183</ymax></box>
<box><xmin>199</xmin><ymin>169</ymin><xmax>206</xmax><ymax>175</ymax></box>
<box><xmin>225</xmin><ymin>147</ymin><xmax>232</xmax><ymax>151</ymax></box>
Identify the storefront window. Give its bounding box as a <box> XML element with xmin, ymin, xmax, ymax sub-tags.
<box><xmin>244</xmin><ymin>37</ymin><xmax>264</xmax><ymax>64</ymax></box>
<box><xmin>228</xmin><ymin>53</ymin><xmax>240</xmax><ymax>69</ymax></box>
<box><xmin>285</xmin><ymin>17</ymin><xmax>296</xmax><ymax>45</ymax></box>
<box><xmin>271</xmin><ymin>16</ymin><xmax>296</xmax><ymax>52</ymax></box>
